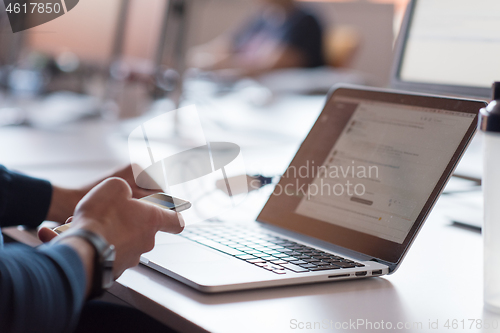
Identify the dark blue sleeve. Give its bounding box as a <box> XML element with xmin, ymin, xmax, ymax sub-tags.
<box><xmin>0</xmin><ymin>243</ymin><xmax>86</xmax><ymax>333</ymax></box>
<box><xmin>0</xmin><ymin>165</ymin><xmax>53</xmax><ymax>228</ymax></box>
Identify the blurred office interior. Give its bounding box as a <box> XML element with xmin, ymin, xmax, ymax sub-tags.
<box><xmin>5</xmin><ymin>2</ymin><xmax>500</xmax><ymax>331</ymax></box>
<box><xmin>0</xmin><ymin>0</ymin><xmax>407</xmax><ymax>201</ymax></box>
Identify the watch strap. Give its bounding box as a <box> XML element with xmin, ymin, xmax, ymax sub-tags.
<box><xmin>52</xmin><ymin>228</ymin><xmax>115</xmax><ymax>299</ymax></box>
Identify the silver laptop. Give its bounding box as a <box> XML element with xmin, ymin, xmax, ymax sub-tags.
<box><xmin>140</xmin><ymin>85</ymin><xmax>484</xmax><ymax>293</ymax></box>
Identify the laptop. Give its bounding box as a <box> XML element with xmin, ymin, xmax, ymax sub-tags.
<box><xmin>140</xmin><ymin>85</ymin><xmax>485</xmax><ymax>293</ymax></box>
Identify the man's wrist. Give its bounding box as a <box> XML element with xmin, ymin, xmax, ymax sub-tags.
<box><xmin>54</xmin><ymin>228</ymin><xmax>116</xmax><ymax>299</ymax></box>
<box><xmin>57</xmin><ymin>236</ymin><xmax>95</xmax><ymax>297</ymax></box>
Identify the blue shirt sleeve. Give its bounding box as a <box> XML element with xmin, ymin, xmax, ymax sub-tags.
<box><xmin>0</xmin><ymin>243</ymin><xmax>86</xmax><ymax>333</ymax></box>
<box><xmin>0</xmin><ymin>165</ymin><xmax>53</xmax><ymax>229</ymax></box>
<box><xmin>0</xmin><ymin>165</ymin><xmax>86</xmax><ymax>332</ymax></box>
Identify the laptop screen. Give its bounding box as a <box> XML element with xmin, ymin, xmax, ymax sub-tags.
<box><xmin>257</xmin><ymin>87</ymin><xmax>483</xmax><ymax>264</ymax></box>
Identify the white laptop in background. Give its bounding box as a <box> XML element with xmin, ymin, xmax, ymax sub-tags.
<box><xmin>140</xmin><ymin>85</ymin><xmax>485</xmax><ymax>293</ymax></box>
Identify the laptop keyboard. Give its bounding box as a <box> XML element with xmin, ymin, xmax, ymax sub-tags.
<box><xmin>180</xmin><ymin>225</ymin><xmax>364</xmax><ymax>275</ymax></box>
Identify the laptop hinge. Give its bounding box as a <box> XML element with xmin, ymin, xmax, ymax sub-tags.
<box><xmin>369</xmin><ymin>258</ymin><xmax>398</xmax><ymax>273</ymax></box>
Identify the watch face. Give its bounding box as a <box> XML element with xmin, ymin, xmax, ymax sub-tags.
<box><xmin>102</xmin><ymin>244</ymin><xmax>116</xmax><ymax>289</ymax></box>
<box><xmin>103</xmin><ymin>244</ymin><xmax>116</xmax><ymax>261</ymax></box>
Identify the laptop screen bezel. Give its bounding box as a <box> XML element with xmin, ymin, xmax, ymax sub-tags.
<box><xmin>256</xmin><ymin>85</ymin><xmax>483</xmax><ymax>265</ymax></box>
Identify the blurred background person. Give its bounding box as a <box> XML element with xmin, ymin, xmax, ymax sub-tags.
<box><xmin>189</xmin><ymin>0</ymin><xmax>325</xmax><ymax>78</ymax></box>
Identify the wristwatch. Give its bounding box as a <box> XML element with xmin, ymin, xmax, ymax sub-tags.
<box><xmin>52</xmin><ymin>228</ymin><xmax>116</xmax><ymax>299</ymax></box>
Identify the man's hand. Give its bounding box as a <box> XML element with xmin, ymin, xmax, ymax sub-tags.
<box><xmin>73</xmin><ymin>177</ymin><xmax>184</xmax><ymax>278</ymax></box>
<box><xmin>39</xmin><ymin>177</ymin><xmax>184</xmax><ymax>296</ymax></box>
<box><xmin>46</xmin><ymin>164</ymin><xmax>159</xmax><ymax>223</ymax></box>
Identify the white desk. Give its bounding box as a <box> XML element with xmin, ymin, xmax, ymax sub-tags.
<box><xmin>112</xmin><ymin>205</ymin><xmax>491</xmax><ymax>333</ymax></box>
<box><xmin>2</xmin><ymin>93</ymin><xmax>497</xmax><ymax>333</ymax></box>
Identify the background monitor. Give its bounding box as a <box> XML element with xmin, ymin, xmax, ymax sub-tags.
<box><xmin>391</xmin><ymin>0</ymin><xmax>500</xmax><ymax>99</ymax></box>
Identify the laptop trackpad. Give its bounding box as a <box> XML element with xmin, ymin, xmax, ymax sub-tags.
<box><xmin>143</xmin><ymin>242</ymin><xmax>231</xmax><ymax>265</ymax></box>
<box><xmin>142</xmin><ymin>240</ymin><xmax>273</xmax><ymax>288</ymax></box>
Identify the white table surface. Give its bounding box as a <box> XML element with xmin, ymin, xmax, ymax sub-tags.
<box><xmin>1</xmin><ymin>92</ymin><xmax>496</xmax><ymax>333</ymax></box>
<box><xmin>112</xmin><ymin>204</ymin><xmax>493</xmax><ymax>333</ymax></box>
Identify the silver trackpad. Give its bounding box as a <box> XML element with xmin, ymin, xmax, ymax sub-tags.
<box><xmin>141</xmin><ymin>235</ymin><xmax>272</xmax><ymax>287</ymax></box>
<box><xmin>143</xmin><ymin>242</ymin><xmax>231</xmax><ymax>265</ymax></box>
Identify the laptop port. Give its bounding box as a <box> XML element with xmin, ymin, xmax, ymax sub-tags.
<box><xmin>328</xmin><ymin>274</ymin><xmax>350</xmax><ymax>279</ymax></box>
<box><xmin>355</xmin><ymin>271</ymin><xmax>367</xmax><ymax>276</ymax></box>
<box><xmin>372</xmin><ymin>270</ymin><xmax>382</xmax><ymax>275</ymax></box>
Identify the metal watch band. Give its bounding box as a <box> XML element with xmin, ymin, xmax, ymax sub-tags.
<box><xmin>52</xmin><ymin>228</ymin><xmax>115</xmax><ymax>299</ymax></box>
